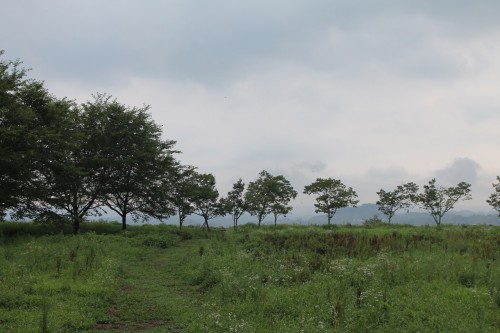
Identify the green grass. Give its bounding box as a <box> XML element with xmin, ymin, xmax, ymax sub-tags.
<box><xmin>1</xmin><ymin>222</ymin><xmax>500</xmax><ymax>332</ymax></box>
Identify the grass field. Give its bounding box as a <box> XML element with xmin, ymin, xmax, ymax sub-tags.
<box><xmin>1</xmin><ymin>221</ymin><xmax>500</xmax><ymax>332</ymax></box>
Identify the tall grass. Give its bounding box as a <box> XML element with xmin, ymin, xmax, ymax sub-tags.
<box><xmin>1</xmin><ymin>221</ymin><xmax>499</xmax><ymax>332</ymax></box>
<box><xmin>186</xmin><ymin>224</ymin><xmax>500</xmax><ymax>332</ymax></box>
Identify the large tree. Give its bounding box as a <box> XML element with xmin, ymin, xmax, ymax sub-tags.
<box><xmin>98</xmin><ymin>95</ymin><xmax>178</xmax><ymax>229</ymax></box>
<box><xmin>303</xmin><ymin>178</ymin><xmax>359</xmax><ymax>225</ymax></box>
<box><xmin>376</xmin><ymin>182</ymin><xmax>419</xmax><ymax>223</ymax></box>
<box><xmin>486</xmin><ymin>176</ymin><xmax>500</xmax><ymax>216</ymax></box>
<box><xmin>0</xmin><ymin>51</ymin><xmax>88</xmax><ymax>226</ymax></box>
<box><xmin>220</xmin><ymin>178</ymin><xmax>247</xmax><ymax>231</ymax></box>
<box><xmin>418</xmin><ymin>179</ymin><xmax>472</xmax><ymax>226</ymax></box>
<box><xmin>0</xmin><ymin>51</ymin><xmax>61</xmax><ymax>219</ymax></box>
<box><xmin>33</xmin><ymin>95</ymin><xmax>115</xmax><ymax>233</ymax></box>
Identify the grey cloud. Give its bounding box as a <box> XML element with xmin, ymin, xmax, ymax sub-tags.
<box><xmin>366</xmin><ymin>166</ymin><xmax>410</xmax><ymax>181</ymax></box>
<box><xmin>434</xmin><ymin>158</ymin><xmax>481</xmax><ymax>185</ymax></box>
<box><xmin>5</xmin><ymin>0</ymin><xmax>500</xmax><ymax>87</ymax></box>
<box><xmin>297</xmin><ymin>161</ymin><xmax>327</xmax><ymax>173</ymax></box>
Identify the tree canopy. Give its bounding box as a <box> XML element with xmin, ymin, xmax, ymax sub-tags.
<box><xmin>2</xmin><ymin>50</ymin><xmax>496</xmax><ymax>229</ymax></box>
<box><xmin>303</xmin><ymin>178</ymin><xmax>359</xmax><ymax>225</ymax></box>
<box><xmin>220</xmin><ymin>178</ymin><xmax>247</xmax><ymax>230</ymax></box>
<box><xmin>418</xmin><ymin>179</ymin><xmax>472</xmax><ymax>226</ymax></box>
<box><xmin>486</xmin><ymin>176</ymin><xmax>500</xmax><ymax>216</ymax></box>
<box><xmin>245</xmin><ymin>171</ymin><xmax>297</xmax><ymax>227</ymax></box>
<box><xmin>376</xmin><ymin>182</ymin><xmax>419</xmax><ymax>223</ymax></box>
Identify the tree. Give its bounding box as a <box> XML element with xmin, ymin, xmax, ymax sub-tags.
<box><xmin>166</xmin><ymin>164</ymin><xmax>197</xmax><ymax>229</ymax></box>
<box><xmin>190</xmin><ymin>172</ymin><xmax>222</xmax><ymax>231</ymax></box>
<box><xmin>0</xmin><ymin>51</ymin><xmax>53</xmax><ymax>219</ymax></box>
<box><xmin>0</xmin><ymin>51</ymin><xmax>108</xmax><ymax>232</ymax></box>
<box><xmin>245</xmin><ymin>171</ymin><xmax>297</xmax><ymax>227</ymax></box>
<box><xmin>303</xmin><ymin>178</ymin><xmax>359</xmax><ymax>225</ymax></box>
<box><xmin>33</xmin><ymin>95</ymin><xmax>114</xmax><ymax>233</ymax></box>
<box><xmin>486</xmin><ymin>176</ymin><xmax>500</xmax><ymax>216</ymax></box>
<box><xmin>220</xmin><ymin>178</ymin><xmax>247</xmax><ymax>230</ymax></box>
<box><xmin>418</xmin><ymin>179</ymin><xmax>472</xmax><ymax>226</ymax></box>
<box><xmin>98</xmin><ymin>95</ymin><xmax>178</xmax><ymax>229</ymax></box>
<box><xmin>245</xmin><ymin>171</ymin><xmax>274</xmax><ymax>226</ymax></box>
<box><xmin>269</xmin><ymin>175</ymin><xmax>297</xmax><ymax>226</ymax></box>
<box><xmin>376</xmin><ymin>182</ymin><xmax>419</xmax><ymax>223</ymax></box>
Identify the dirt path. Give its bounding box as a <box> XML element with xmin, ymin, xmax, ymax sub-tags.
<box><xmin>92</xmin><ymin>240</ymin><xmax>203</xmax><ymax>332</ymax></box>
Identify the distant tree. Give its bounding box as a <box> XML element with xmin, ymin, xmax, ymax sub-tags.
<box><xmin>486</xmin><ymin>176</ymin><xmax>500</xmax><ymax>216</ymax></box>
<box><xmin>220</xmin><ymin>178</ymin><xmax>247</xmax><ymax>230</ymax></box>
<box><xmin>303</xmin><ymin>178</ymin><xmax>359</xmax><ymax>225</ymax></box>
<box><xmin>167</xmin><ymin>164</ymin><xmax>197</xmax><ymax>229</ymax></box>
<box><xmin>418</xmin><ymin>179</ymin><xmax>472</xmax><ymax>226</ymax></box>
<box><xmin>98</xmin><ymin>95</ymin><xmax>178</xmax><ymax>229</ymax></box>
<box><xmin>190</xmin><ymin>172</ymin><xmax>222</xmax><ymax>231</ymax></box>
<box><xmin>269</xmin><ymin>175</ymin><xmax>297</xmax><ymax>226</ymax></box>
<box><xmin>245</xmin><ymin>170</ymin><xmax>296</xmax><ymax>227</ymax></box>
<box><xmin>376</xmin><ymin>182</ymin><xmax>419</xmax><ymax>223</ymax></box>
<box><xmin>245</xmin><ymin>171</ymin><xmax>275</xmax><ymax>227</ymax></box>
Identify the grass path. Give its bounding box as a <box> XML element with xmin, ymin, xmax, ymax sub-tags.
<box><xmin>91</xmin><ymin>240</ymin><xmax>205</xmax><ymax>332</ymax></box>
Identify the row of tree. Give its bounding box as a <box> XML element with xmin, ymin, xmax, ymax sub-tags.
<box><xmin>2</xmin><ymin>51</ymin><xmax>500</xmax><ymax>232</ymax></box>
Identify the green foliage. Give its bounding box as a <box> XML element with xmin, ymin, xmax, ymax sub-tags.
<box><xmin>2</xmin><ymin>222</ymin><xmax>500</xmax><ymax>332</ymax></box>
<box><xmin>167</xmin><ymin>164</ymin><xmax>197</xmax><ymax>229</ymax></box>
<box><xmin>95</xmin><ymin>93</ymin><xmax>179</xmax><ymax>230</ymax></box>
<box><xmin>363</xmin><ymin>214</ymin><xmax>387</xmax><ymax>227</ymax></box>
<box><xmin>486</xmin><ymin>176</ymin><xmax>500</xmax><ymax>216</ymax></box>
<box><xmin>142</xmin><ymin>235</ymin><xmax>178</xmax><ymax>249</ymax></box>
<box><xmin>376</xmin><ymin>182</ymin><xmax>419</xmax><ymax>223</ymax></box>
<box><xmin>220</xmin><ymin>178</ymin><xmax>247</xmax><ymax>230</ymax></box>
<box><xmin>245</xmin><ymin>170</ymin><xmax>297</xmax><ymax>227</ymax></box>
<box><xmin>303</xmin><ymin>177</ymin><xmax>359</xmax><ymax>224</ymax></box>
<box><xmin>418</xmin><ymin>179</ymin><xmax>472</xmax><ymax>226</ymax></box>
<box><xmin>190</xmin><ymin>172</ymin><xmax>222</xmax><ymax>231</ymax></box>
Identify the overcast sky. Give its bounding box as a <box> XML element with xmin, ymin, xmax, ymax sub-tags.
<box><xmin>2</xmin><ymin>1</ymin><xmax>500</xmax><ymax>215</ymax></box>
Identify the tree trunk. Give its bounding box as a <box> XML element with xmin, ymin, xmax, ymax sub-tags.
<box><xmin>72</xmin><ymin>215</ymin><xmax>80</xmax><ymax>234</ymax></box>
<box><xmin>121</xmin><ymin>214</ymin><xmax>127</xmax><ymax>230</ymax></box>
<box><xmin>72</xmin><ymin>219</ymin><xmax>79</xmax><ymax>234</ymax></box>
<box><xmin>178</xmin><ymin>209</ymin><xmax>183</xmax><ymax>229</ymax></box>
<box><xmin>202</xmin><ymin>217</ymin><xmax>210</xmax><ymax>231</ymax></box>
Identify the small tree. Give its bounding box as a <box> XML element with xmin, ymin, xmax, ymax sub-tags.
<box><xmin>245</xmin><ymin>170</ymin><xmax>274</xmax><ymax>227</ymax></box>
<box><xmin>245</xmin><ymin>170</ymin><xmax>297</xmax><ymax>227</ymax></box>
<box><xmin>191</xmin><ymin>172</ymin><xmax>222</xmax><ymax>231</ymax></box>
<box><xmin>167</xmin><ymin>164</ymin><xmax>197</xmax><ymax>229</ymax></box>
<box><xmin>303</xmin><ymin>178</ymin><xmax>359</xmax><ymax>225</ymax></box>
<box><xmin>269</xmin><ymin>175</ymin><xmax>297</xmax><ymax>226</ymax></box>
<box><xmin>376</xmin><ymin>182</ymin><xmax>419</xmax><ymax>223</ymax></box>
<box><xmin>220</xmin><ymin>178</ymin><xmax>247</xmax><ymax>230</ymax></box>
<box><xmin>418</xmin><ymin>179</ymin><xmax>472</xmax><ymax>226</ymax></box>
<box><xmin>486</xmin><ymin>176</ymin><xmax>500</xmax><ymax>216</ymax></box>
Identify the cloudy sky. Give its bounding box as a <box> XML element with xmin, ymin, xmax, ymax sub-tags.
<box><xmin>2</xmin><ymin>0</ymin><xmax>500</xmax><ymax>215</ymax></box>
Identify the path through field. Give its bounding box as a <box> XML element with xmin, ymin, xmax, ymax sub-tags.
<box><xmin>93</xmin><ymin>240</ymin><xmax>203</xmax><ymax>333</ymax></box>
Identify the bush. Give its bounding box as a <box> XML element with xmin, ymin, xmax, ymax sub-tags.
<box><xmin>141</xmin><ymin>236</ymin><xmax>177</xmax><ymax>249</ymax></box>
<box><xmin>363</xmin><ymin>215</ymin><xmax>387</xmax><ymax>227</ymax></box>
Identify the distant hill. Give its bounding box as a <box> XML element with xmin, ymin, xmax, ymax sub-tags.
<box><xmin>177</xmin><ymin>203</ymin><xmax>499</xmax><ymax>227</ymax></box>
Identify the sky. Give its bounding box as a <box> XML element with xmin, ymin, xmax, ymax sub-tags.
<box><xmin>2</xmin><ymin>0</ymin><xmax>500</xmax><ymax>216</ymax></box>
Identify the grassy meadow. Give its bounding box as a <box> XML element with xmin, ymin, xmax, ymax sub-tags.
<box><xmin>1</xmin><ymin>221</ymin><xmax>500</xmax><ymax>332</ymax></box>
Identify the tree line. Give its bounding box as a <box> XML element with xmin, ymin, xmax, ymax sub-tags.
<box><xmin>2</xmin><ymin>51</ymin><xmax>500</xmax><ymax>232</ymax></box>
